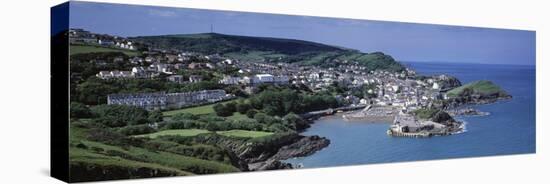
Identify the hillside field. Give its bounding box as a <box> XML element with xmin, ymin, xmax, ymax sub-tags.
<box><xmin>70</xmin><ymin>45</ymin><xmax>140</xmax><ymax>56</ymax></box>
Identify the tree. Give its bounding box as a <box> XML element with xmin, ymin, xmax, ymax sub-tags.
<box><xmin>283</xmin><ymin>113</ymin><xmax>309</xmax><ymax>131</ymax></box>
<box><xmin>236</xmin><ymin>103</ymin><xmax>251</xmax><ymax>114</ymax></box>
<box><xmin>148</xmin><ymin>110</ymin><xmax>164</xmax><ymax>123</ymax></box>
<box><xmin>213</xmin><ymin>103</ymin><xmax>232</xmax><ymax>117</ymax></box>
<box><xmin>70</xmin><ymin>102</ymin><xmax>92</xmax><ymax>119</ymax></box>
<box><xmin>117</xmin><ymin>124</ymin><xmax>156</xmax><ymax>136</ymax></box>
<box><xmin>224</xmin><ymin>85</ymin><xmax>247</xmax><ymax>97</ymax></box>
<box><xmin>225</xmin><ymin>102</ymin><xmax>237</xmax><ymax>113</ymax></box>
<box><xmin>91</xmin><ymin>105</ymin><xmax>151</xmax><ymax>127</ymax></box>
<box><xmin>246</xmin><ymin>109</ymin><xmax>258</xmax><ymax>118</ymax></box>
<box><xmin>205</xmin><ymin>122</ymin><xmax>220</xmax><ymax>131</ymax></box>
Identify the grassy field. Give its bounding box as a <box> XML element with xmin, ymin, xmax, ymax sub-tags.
<box><xmin>412</xmin><ymin>108</ymin><xmax>440</xmax><ymax>119</ymax></box>
<box><xmin>162</xmin><ymin>99</ymin><xmax>239</xmax><ymax>117</ymax></box>
<box><xmin>162</xmin><ymin>99</ymin><xmax>253</xmax><ymax>121</ymax></box>
<box><xmin>217</xmin><ymin>130</ymin><xmax>274</xmax><ymax>138</ymax></box>
<box><xmin>226</xmin><ymin>112</ymin><xmax>250</xmax><ymax>121</ymax></box>
<box><xmin>224</xmin><ymin>51</ymin><xmax>288</xmax><ymax>62</ymax></box>
<box><xmin>134</xmin><ymin>129</ymin><xmax>210</xmax><ymax>138</ymax></box>
<box><xmin>70</xmin><ymin>45</ymin><xmax>140</xmax><ymax>56</ymax></box>
<box><xmin>70</xmin><ymin>147</ymin><xmax>193</xmax><ymax>180</ymax></box>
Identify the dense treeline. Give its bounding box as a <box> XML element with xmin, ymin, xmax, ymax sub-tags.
<box><xmin>70</xmin><ymin>103</ymin><xmax>163</xmax><ymax>127</ymax></box>
<box><xmin>160</xmin><ymin>112</ymin><xmax>307</xmax><ymax>133</ymax></box>
<box><xmin>91</xmin><ymin>105</ymin><xmax>162</xmax><ymax>127</ymax></box>
<box><xmin>213</xmin><ymin>87</ymin><xmax>339</xmax><ymax>117</ymax></box>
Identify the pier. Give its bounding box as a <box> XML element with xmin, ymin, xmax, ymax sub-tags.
<box><xmin>386</xmin><ymin>129</ymin><xmax>450</xmax><ymax>138</ymax></box>
<box><xmin>342</xmin><ymin>105</ymin><xmax>398</xmax><ymax>122</ymax></box>
<box><xmin>300</xmin><ymin>105</ymin><xmax>367</xmax><ymax>120</ymax></box>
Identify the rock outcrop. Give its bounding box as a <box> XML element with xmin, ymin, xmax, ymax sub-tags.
<box><xmin>177</xmin><ymin>132</ymin><xmax>330</xmax><ymax>171</ymax></box>
<box><xmin>270</xmin><ymin>135</ymin><xmax>330</xmax><ymax>160</ymax></box>
<box><xmin>434</xmin><ymin>75</ymin><xmax>462</xmax><ymax>91</ymax></box>
<box><xmin>248</xmin><ymin>159</ymin><xmax>293</xmax><ymax>171</ymax></box>
<box><xmin>248</xmin><ymin>135</ymin><xmax>329</xmax><ymax>171</ymax></box>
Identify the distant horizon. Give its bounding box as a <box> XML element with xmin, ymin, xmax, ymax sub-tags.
<box><xmin>402</xmin><ymin>60</ymin><xmax>536</xmax><ymax>66</ymax></box>
<box><xmin>67</xmin><ymin>1</ymin><xmax>536</xmax><ymax>66</ymax></box>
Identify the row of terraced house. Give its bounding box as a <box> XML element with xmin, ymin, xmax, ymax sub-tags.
<box><xmin>107</xmin><ymin>90</ymin><xmax>232</xmax><ymax>110</ymax></box>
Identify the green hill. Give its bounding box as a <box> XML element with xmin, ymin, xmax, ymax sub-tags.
<box><xmin>130</xmin><ymin>33</ymin><xmax>405</xmax><ymax>72</ymax></box>
<box><xmin>447</xmin><ymin>80</ymin><xmax>509</xmax><ymax>98</ymax></box>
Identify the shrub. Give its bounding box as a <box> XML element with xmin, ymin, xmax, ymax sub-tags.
<box><xmin>87</xmin><ymin>128</ymin><xmax>143</xmax><ymax>148</ymax></box>
<box><xmin>91</xmin><ymin>105</ymin><xmax>151</xmax><ymax>127</ymax></box>
<box><xmin>236</xmin><ymin>103</ymin><xmax>251</xmax><ymax>114</ymax></box>
<box><xmin>283</xmin><ymin>113</ymin><xmax>309</xmax><ymax>131</ymax></box>
<box><xmin>246</xmin><ymin>109</ymin><xmax>258</xmax><ymax>118</ymax></box>
<box><xmin>117</xmin><ymin>124</ymin><xmax>156</xmax><ymax>136</ymax></box>
<box><xmin>163</xmin><ymin>120</ymin><xmax>199</xmax><ymax>130</ymax></box>
<box><xmin>225</xmin><ymin>102</ymin><xmax>237</xmax><ymax>113</ymax></box>
<box><xmin>70</xmin><ymin>102</ymin><xmax>93</xmax><ymax>119</ymax></box>
<box><xmin>148</xmin><ymin>110</ymin><xmax>164</xmax><ymax>123</ymax></box>
<box><xmin>213</xmin><ymin>104</ymin><xmax>233</xmax><ymax>117</ymax></box>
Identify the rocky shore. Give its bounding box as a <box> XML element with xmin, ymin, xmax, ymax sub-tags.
<box><xmin>248</xmin><ymin>135</ymin><xmax>330</xmax><ymax>171</ymax></box>
<box><xmin>445</xmin><ymin>95</ymin><xmax>512</xmax><ymax>108</ymax></box>
<box><xmin>183</xmin><ymin>132</ymin><xmax>330</xmax><ymax>171</ymax></box>
<box><xmin>270</xmin><ymin>135</ymin><xmax>330</xmax><ymax>160</ymax></box>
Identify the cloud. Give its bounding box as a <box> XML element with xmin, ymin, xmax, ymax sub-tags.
<box><xmin>148</xmin><ymin>9</ymin><xmax>178</xmax><ymax>18</ymax></box>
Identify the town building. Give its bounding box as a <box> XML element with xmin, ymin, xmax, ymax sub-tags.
<box><xmin>107</xmin><ymin>92</ymin><xmax>167</xmax><ymax>110</ymax></box>
<box><xmin>219</xmin><ymin>76</ymin><xmax>242</xmax><ymax>85</ymax></box>
<box><xmin>167</xmin><ymin>75</ymin><xmax>185</xmax><ymax>84</ymax></box>
<box><xmin>246</xmin><ymin>74</ymin><xmax>289</xmax><ymax>85</ymax></box>
<box><xmin>189</xmin><ymin>75</ymin><xmax>203</xmax><ymax>83</ymax></box>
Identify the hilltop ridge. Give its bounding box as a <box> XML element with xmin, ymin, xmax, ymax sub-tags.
<box><xmin>130</xmin><ymin>33</ymin><xmax>405</xmax><ymax>72</ymax></box>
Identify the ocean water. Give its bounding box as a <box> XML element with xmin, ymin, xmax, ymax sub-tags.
<box><xmin>284</xmin><ymin>62</ymin><xmax>536</xmax><ymax>168</ymax></box>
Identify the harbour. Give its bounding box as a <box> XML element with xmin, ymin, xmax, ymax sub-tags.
<box><xmin>283</xmin><ymin>61</ymin><xmax>535</xmax><ymax>168</ymax></box>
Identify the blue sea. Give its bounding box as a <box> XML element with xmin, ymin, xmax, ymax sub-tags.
<box><xmin>284</xmin><ymin>62</ymin><xmax>536</xmax><ymax>168</ymax></box>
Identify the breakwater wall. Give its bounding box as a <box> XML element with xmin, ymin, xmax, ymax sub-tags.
<box><xmin>300</xmin><ymin>105</ymin><xmax>367</xmax><ymax>120</ymax></box>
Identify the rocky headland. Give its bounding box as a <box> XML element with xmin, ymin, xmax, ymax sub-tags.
<box><xmin>444</xmin><ymin>80</ymin><xmax>512</xmax><ymax>108</ymax></box>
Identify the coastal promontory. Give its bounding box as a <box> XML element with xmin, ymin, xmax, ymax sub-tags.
<box><xmin>445</xmin><ymin>80</ymin><xmax>511</xmax><ymax>107</ymax></box>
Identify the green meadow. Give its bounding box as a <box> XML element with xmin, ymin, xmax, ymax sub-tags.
<box><xmin>70</xmin><ymin>45</ymin><xmax>140</xmax><ymax>56</ymax></box>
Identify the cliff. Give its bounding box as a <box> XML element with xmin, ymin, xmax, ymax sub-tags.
<box><xmin>167</xmin><ymin>132</ymin><xmax>330</xmax><ymax>171</ymax></box>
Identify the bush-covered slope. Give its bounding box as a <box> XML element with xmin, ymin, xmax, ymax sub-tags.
<box><xmin>69</xmin><ymin>122</ymin><xmax>240</xmax><ymax>182</ymax></box>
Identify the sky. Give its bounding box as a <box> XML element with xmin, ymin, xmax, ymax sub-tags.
<box><xmin>67</xmin><ymin>1</ymin><xmax>536</xmax><ymax>66</ymax></box>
